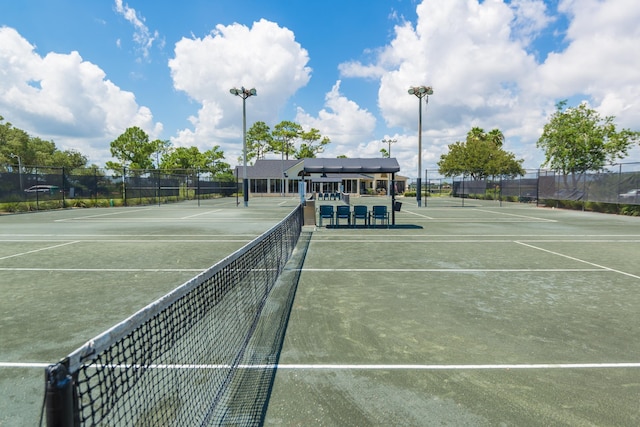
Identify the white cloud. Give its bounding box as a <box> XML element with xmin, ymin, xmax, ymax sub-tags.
<box><xmin>535</xmin><ymin>0</ymin><xmax>640</xmax><ymax>127</ymax></box>
<box><xmin>509</xmin><ymin>0</ymin><xmax>555</xmax><ymax>44</ymax></box>
<box><xmin>295</xmin><ymin>80</ymin><xmax>376</xmax><ymax>152</ymax></box>
<box><xmin>0</xmin><ymin>26</ymin><xmax>162</xmax><ymax>164</ymax></box>
<box><xmin>168</xmin><ymin>19</ymin><xmax>312</xmax><ymax>161</ymax></box>
<box><xmin>340</xmin><ymin>0</ymin><xmax>640</xmax><ymax>176</ymax></box>
<box><xmin>113</xmin><ymin>0</ymin><xmax>160</xmax><ymax>61</ymax></box>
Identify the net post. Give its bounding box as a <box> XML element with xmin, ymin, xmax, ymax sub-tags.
<box><xmin>45</xmin><ymin>363</ymin><xmax>76</xmax><ymax>427</ymax></box>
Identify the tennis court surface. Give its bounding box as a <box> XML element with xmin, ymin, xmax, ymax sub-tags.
<box><xmin>2</xmin><ymin>196</ymin><xmax>640</xmax><ymax>426</ymax></box>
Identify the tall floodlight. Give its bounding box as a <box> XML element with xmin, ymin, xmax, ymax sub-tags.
<box><xmin>408</xmin><ymin>85</ymin><xmax>433</xmax><ymax>207</ymax></box>
<box><xmin>230</xmin><ymin>87</ymin><xmax>257</xmax><ymax>207</ymax></box>
<box><xmin>381</xmin><ymin>138</ymin><xmax>397</xmax><ymax>158</ymax></box>
<box><xmin>10</xmin><ymin>153</ymin><xmax>23</xmax><ymax>191</ymax></box>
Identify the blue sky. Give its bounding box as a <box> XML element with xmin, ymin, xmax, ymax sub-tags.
<box><xmin>2</xmin><ymin>0</ymin><xmax>639</xmax><ymax>178</ymax></box>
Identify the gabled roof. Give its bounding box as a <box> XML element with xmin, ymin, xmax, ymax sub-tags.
<box><xmin>235</xmin><ymin>159</ymin><xmax>302</xmax><ymax>178</ymax></box>
<box><xmin>303</xmin><ymin>158</ymin><xmax>400</xmax><ymax>174</ymax></box>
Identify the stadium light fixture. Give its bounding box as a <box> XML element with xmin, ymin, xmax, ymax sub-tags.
<box><xmin>10</xmin><ymin>153</ymin><xmax>23</xmax><ymax>191</ymax></box>
<box><xmin>381</xmin><ymin>138</ymin><xmax>397</xmax><ymax>158</ymax></box>
<box><xmin>229</xmin><ymin>87</ymin><xmax>257</xmax><ymax>207</ymax></box>
<box><xmin>408</xmin><ymin>85</ymin><xmax>433</xmax><ymax>207</ymax></box>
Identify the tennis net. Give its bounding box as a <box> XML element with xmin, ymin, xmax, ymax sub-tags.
<box><xmin>44</xmin><ymin>205</ymin><xmax>304</xmax><ymax>426</ymax></box>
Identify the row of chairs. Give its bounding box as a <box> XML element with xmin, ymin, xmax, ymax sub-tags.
<box><xmin>317</xmin><ymin>192</ymin><xmax>341</xmax><ymax>201</ymax></box>
<box><xmin>317</xmin><ymin>205</ymin><xmax>389</xmax><ymax>227</ymax></box>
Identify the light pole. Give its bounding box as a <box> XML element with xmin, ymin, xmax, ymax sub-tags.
<box><xmin>10</xmin><ymin>153</ymin><xmax>23</xmax><ymax>191</ymax></box>
<box><xmin>381</xmin><ymin>138</ymin><xmax>396</xmax><ymax>158</ymax></box>
<box><xmin>229</xmin><ymin>86</ymin><xmax>257</xmax><ymax>207</ymax></box>
<box><xmin>381</xmin><ymin>139</ymin><xmax>396</xmax><ymax>196</ymax></box>
<box><xmin>408</xmin><ymin>85</ymin><xmax>433</xmax><ymax>207</ymax></box>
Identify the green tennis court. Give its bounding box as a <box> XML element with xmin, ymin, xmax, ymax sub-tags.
<box><xmin>2</xmin><ymin>196</ymin><xmax>639</xmax><ymax>425</ymax></box>
<box><xmin>0</xmin><ymin>197</ymin><xmax>297</xmax><ymax>426</ymax></box>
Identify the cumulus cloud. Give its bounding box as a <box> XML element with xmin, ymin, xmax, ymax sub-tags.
<box><xmin>295</xmin><ymin>80</ymin><xmax>376</xmax><ymax>150</ymax></box>
<box><xmin>168</xmin><ymin>19</ymin><xmax>312</xmax><ymax>161</ymax></box>
<box><xmin>535</xmin><ymin>0</ymin><xmax>640</xmax><ymax>126</ymax></box>
<box><xmin>114</xmin><ymin>0</ymin><xmax>161</xmax><ymax>61</ymax></box>
<box><xmin>340</xmin><ymin>0</ymin><xmax>640</xmax><ymax>173</ymax></box>
<box><xmin>0</xmin><ymin>26</ymin><xmax>162</xmax><ymax>163</ymax></box>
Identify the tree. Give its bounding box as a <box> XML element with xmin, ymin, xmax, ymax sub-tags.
<box><xmin>0</xmin><ymin>116</ymin><xmax>88</xmax><ymax>171</ymax></box>
<box><xmin>152</xmin><ymin>139</ymin><xmax>171</xmax><ymax>168</ymax></box>
<box><xmin>272</xmin><ymin>121</ymin><xmax>302</xmax><ymax>160</ymax></box>
<box><xmin>201</xmin><ymin>146</ymin><xmax>231</xmax><ymax>176</ymax></box>
<box><xmin>295</xmin><ymin>128</ymin><xmax>330</xmax><ymax>159</ymax></box>
<box><xmin>438</xmin><ymin>127</ymin><xmax>525</xmax><ymax>179</ymax></box>
<box><xmin>537</xmin><ymin>101</ymin><xmax>640</xmax><ymax>187</ymax></box>
<box><xmin>50</xmin><ymin>149</ymin><xmax>88</xmax><ymax>169</ymax></box>
<box><xmin>161</xmin><ymin>145</ymin><xmax>230</xmax><ymax>176</ymax></box>
<box><xmin>106</xmin><ymin>126</ymin><xmax>156</xmax><ymax>172</ymax></box>
<box><xmin>161</xmin><ymin>146</ymin><xmax>203</xmax><ymax>170</ymax></box>
<box><xmin>246</xmin><ymin>121</ymin><xmax>273</xmax><ymax>163</ymax></box>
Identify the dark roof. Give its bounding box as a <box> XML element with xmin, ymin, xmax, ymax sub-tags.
<box><xmin>311</xmin><ymin>174</ymin><xmax>344</xmax><ymax>183</ymax></box>
<box><xmin>303</xmin><ymin>158</ymin><xmax>400</xmax><ymax>174</ymax></box>
<box><xmin>235</xmin><ymin>159</ymin><xmax>302</xmax><ymax>178</ymax></box>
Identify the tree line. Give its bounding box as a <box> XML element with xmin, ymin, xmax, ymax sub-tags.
<box><xmin>437</xmin><ymin>101</ymin><xmax>639</xmax><ymax>180</ymax></box>
<box><xmin>2</xmin><ymin>101</ymin><xmax>638</xmax><ymax>181</ymax></box>
<box><xmin>0</xmin><ymin>115</ymin><xmax>331</xmax><ymax>179</ymax></box>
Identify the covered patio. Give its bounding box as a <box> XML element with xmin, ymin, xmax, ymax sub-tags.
<box><xmin>303</xmin><ymin>158</ymin><xmax>401</xmax><ymax>226</ymax></box>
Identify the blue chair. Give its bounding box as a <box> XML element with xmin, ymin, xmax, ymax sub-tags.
<box><xmin>335</xmin><ymin>205</ymin><xmax>351</xmax><ymax>226</ymax></box>
<box><xmin>370</xmin><ymin>205</ymin><xmax>389</xmax><ymax>226</ymax></box>
<box><xmin>352</xmin><ymin>205</ymin><xmax>368</xmax><ymax>226</ymax></box>
<box><xmin>318</xmin><ymin>205</ymin><xmax>334</xmax><ymax>226</ymax></box>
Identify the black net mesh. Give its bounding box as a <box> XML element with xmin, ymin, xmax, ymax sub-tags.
<box><xmin>47</xmin><ymin>205</ymin><xmax>303</xmax><ymax>426</ymax></box>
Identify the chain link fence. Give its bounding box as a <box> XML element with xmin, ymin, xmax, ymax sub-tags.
<box><xmin>0</xmin><ymin>166</ymin><xmax>238</xmax><ymax>211</ymax></box>
<box><xmin>417</xmin><ymin>162</ymin><xmax>640</xmax><ymax>206</ymax></box>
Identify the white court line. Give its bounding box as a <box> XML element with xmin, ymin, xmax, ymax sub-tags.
<box><xmin>310</xmin><ymin>239</ymin><xmax>640</xmax><ymax>244</ymax></box>
<box><xmin>300</xmin><ymin>268</ymin><xmax>603</xmax><ymax>273</ymax></box>
<box><xmin>312</xmin><ymin>234</ymin><xmax>640</xmax><ymax>238</ymax></box>
<box><xmin>4</xmin><ymin>362</ymin><xmax>640</xmax><ymax>370</ymax></box>
<box><xmin>266</xmin><ymin>362</ymin><xmax>640</xmax><ymax>370</ymax></box>
<box><xmin>0</xmin><ymin>267</ymin><xmax>203</xmax><ymax>272</ymax></box>
<box><xmin>515</xmin><ymin>241</ymin><xmax>640</xmax><ymax>280</ymax></box>
<box><xmin>0</xmin><ymin>234</ymin><xmax>257</xmax><ymax>238</ymax></box>
<box><xmin>181</xmin><ymin>209</ymin><xmax>223</xmax><ymax>219</ymax></box>
<box><xmin>402</xmin><ymin>210</ymin><xmax>435</xmax><ymax>219</ymax></box>
<box><xmin>0</xmin><ymin>239</ymin><xmax>252</xmax><ymax>243</ymax></box>
<box><xmin>0</xmin><ymin>241</ymin><xmax>79</xmax><ymax>260</ymax></box>
<box><xmin>473</xmin><ymin>208</ymin><xmax>557</xmax><ymax>222</ymax></box>
<box><xmin>0</xmin><ymin>362</ymin><xmax>52</xmax><ymax>368</ymax></box>
<box><xmin>55</xmin><ymin>208</ymin><xmax>152</xmax><ymax>221</ymax></box>
<box><xmin>49</xmin><ymin>218</ymin><xmax>284</xmax><ymax>223</ymax></box>
<box><xmin>402</xmin><ymin>218</ymin><xmax>553</xmax><ymax>222</ymax></box>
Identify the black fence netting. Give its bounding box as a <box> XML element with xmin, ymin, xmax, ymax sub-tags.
<box><xmin>0</xmin><ymin>166</ymin><xmax>238</xmax><ymax>208</ymax></box>
<box><xmin>442</xmin><ymin>163</ymin><xmax>640</xmax><ymax>206</ymax></box>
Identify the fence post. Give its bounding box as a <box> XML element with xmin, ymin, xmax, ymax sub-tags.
<box><xmin>536</xmin><ymin>169</ymin><xmax>540</xmax><ymax>207</ymax></box>
<box><xmin>122</xmin><ymin>167</ymin><xmax>127</xmax><ymax>206</ymax></box>
<box><xmin>61</xmin><ymin>167</ymin><xmax>66</xmax><ymax>207</ymax></box>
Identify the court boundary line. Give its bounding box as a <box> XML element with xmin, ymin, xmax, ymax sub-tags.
<box><xmin>0</xmin><ymin>267</ymin><xmax>204</xmax><ymax>272</ymax></box>
<box><xmin>402</xmin><ymin>210</ymin><xmax>435</xmax><ymax>219</ymax></box>
<box><xmin>299</xmin><ymin>268</ymin><xmax>605</xmax><ymax>273</ymax></box>
<box><xmin>515</xmin><ymin>241</ymin><xmax>640</xmax><ymax>280</ymax></box>
<box><xmin>54</xmin><ymin>208</ymin><xmax>152</xmax><ymax>222</ymax></box>
<box><xmin>4</xmin><ymin>361</ymin><xmax>640</xmax><ymax>370</ymax></box>
<box><xmin>0</xmin><ymin>239</ymin><xmax>252</xmax><ymax>243</ymax></box>
<box><xmin>473</xmin><ymin>208</ymin><xmax>557</xmax><ymax>222</ymax></box>
<box><xmin>309</xmin><ymin>239</ymin><xmax>640</xmax><ymax>243</ymax></box>
<box><xmin>180</xmin><ymin>209</ymin><xmax>223</xmax><ymax>219</ymax></box>
<box><xmin>0</xmin><ymin>241</ymin><xmax>79</xmax><ymax>260</ymax></box>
